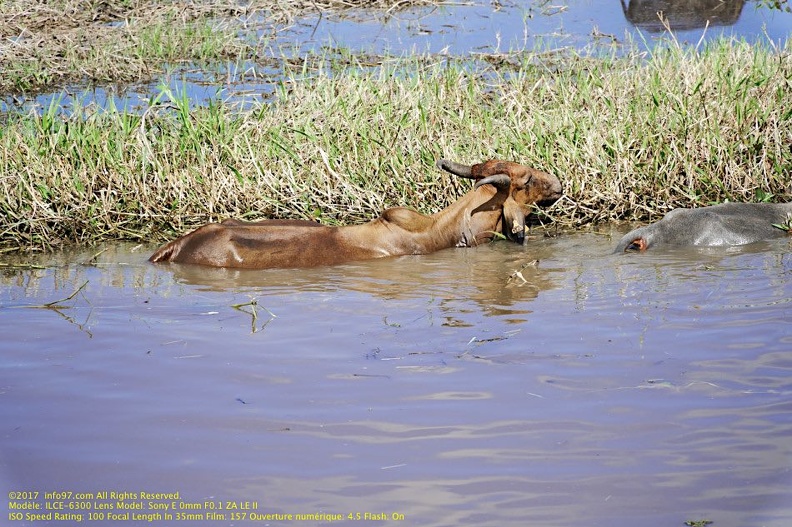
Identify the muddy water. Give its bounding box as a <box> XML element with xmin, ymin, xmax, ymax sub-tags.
<box><xmin>2</xmin><ymin>232</ymin><xmax>792</xmax><ymax>527</ymax></box>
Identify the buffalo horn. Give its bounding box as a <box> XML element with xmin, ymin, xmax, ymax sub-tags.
<box><xmin>436</xmin><ymin>159</ymin><xmax>473</xmax><ymax>178</ymax></box>
<box><xmin>474</xmin><ymin>174</ymin><xmax>511</xmax><ymax>190</ymax></box>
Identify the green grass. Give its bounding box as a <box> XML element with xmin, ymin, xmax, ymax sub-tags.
<box><xmin>0</xmin><ymin>1</ymin><xmax>248</xmax><ymax>94</ymax></box>
<box><xmin>0</xmin><ymin>0</ymin><xmax>444</xmax><ymax>95</ymax></box>
<box><xmin>1</xmin><ymin>38</ymin><xmax>791</xmax><ymax>250</ymax></box>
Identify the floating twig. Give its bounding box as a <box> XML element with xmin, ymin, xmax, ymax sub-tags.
<box><xmin>0</xmin><ymin>262</ymin><xmax>47</xmax><ymax>270</ymax></box>
<box><xmin>17</xmin><ymin>282</ymin><xmax>93</xmax><ymax>336</ymax></box>
<box><xmin>507</xmin><ymin>259</ymin><xmax>539</xmax><ymax>285</ymax></box>
<box><xmin>32</xmin><ymin>280</ymin><xmax>89</xmax><ymax>309</ymax></box>
<box><xmin>231</xmin><ymin>298</ymin><xmax>276</xmax><ymax>333</ymax></box>
<box><xmin>82</xmin><ymin>247</ymin><xmax>108</xmax><ymax>266</ymax></box>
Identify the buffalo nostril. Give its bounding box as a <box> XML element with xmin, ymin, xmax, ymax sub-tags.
<box><xmin>510</xmin><ymin>229</ymin><xmax>526</xmax><ymax>245</ymax></box>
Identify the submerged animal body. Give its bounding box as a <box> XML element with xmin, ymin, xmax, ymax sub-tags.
<box><xmin>149</xmin><ymin>159</ymin><xmax>563</xmax><ymax>269</ymax></box>
<box><xmin>615</xmin><ymin>202</ymin><xmax>792</xmax><ymax>252</ymax></box>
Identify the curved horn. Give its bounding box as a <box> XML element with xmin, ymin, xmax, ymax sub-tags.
<box><xmin>474</xmin><ymin>174</ymin><xmax>511</xmax><ymax>190</ymax></box>
<box><xmin>436</xmin><ymin>159</ymin><xmax>473</xmax><ymax>178</ymax></box>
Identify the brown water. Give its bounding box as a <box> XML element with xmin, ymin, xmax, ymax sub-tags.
<box><xmin>2</xmin><ymin>231</ymin><xmax>792</xmax><ymax>526</ymax></box>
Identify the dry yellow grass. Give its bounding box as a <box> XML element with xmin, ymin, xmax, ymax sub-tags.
<box><xmin>1</xmin><ymin>1</ymin><xmax>790</xmax><ymax>251</ymax></box>
<box><xmin>0</xmin><ymin>0</ymin><xmax>444</xmax><ymax>94</ymax></box>
<box><xmin>1</xmin><ymin>39</ymin><xmax>791</xmax><ymax>251</ymax></box>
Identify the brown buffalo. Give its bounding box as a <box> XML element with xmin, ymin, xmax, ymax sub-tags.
<box><xmin>149</xmin><ymin>159</ymin><xmax>562</xmax><ymax>269</ymax></box>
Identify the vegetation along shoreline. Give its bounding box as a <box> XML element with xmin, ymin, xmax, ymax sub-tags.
<box><xmin>1</xmin><ymin>1</ymin><xmax>790</xmax><ymax>252</ymax></box>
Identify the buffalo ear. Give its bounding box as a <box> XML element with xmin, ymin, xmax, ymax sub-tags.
<box><xmin>625</xmin><ymin>237</ymin><xmax>648</xmax><ymax>252</ymax></box>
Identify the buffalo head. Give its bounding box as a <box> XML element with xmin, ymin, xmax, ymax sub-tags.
<box><xmin>436</xmin><ymin>158</ymin><xmax>562</xmax><ymax>243</ymax></box>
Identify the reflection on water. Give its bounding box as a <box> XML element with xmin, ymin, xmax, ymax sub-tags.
<box><xmin>622</xmin><ymin>0</ymin><xmax>746</xmax><ymax>31</ymax></box>
<box><xmin>1</xmin><ymin>233</ymin><xmax>792</xmax><ymax>526</ymax></box>
<box><xmin>164</xmin><ymin>243</ymin><xmax>557</xmax><ymax>324</ymax></box>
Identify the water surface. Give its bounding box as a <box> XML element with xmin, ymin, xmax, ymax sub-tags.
<box><xmin>2</xmin><ymin>232</ymin><xmax>791</xmax><ymax>526</ymax></box>
<box><xmin>4</xmin><ymin>0</ymin><xmax>791</xmax><ymax>113</ymax></box>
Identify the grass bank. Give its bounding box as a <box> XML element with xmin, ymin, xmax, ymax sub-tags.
<box><xmin>0</xmin><ymin>0</ymin><xmax>441</xmax><ymax>95</ymax></box>
<box><xmin>1</xmin><ymin>38</ymin><xmax>791</xmax><ymax>250</ymax></box>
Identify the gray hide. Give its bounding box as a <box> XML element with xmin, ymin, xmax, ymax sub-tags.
<box><xmin>615</xmin><ymin>202</ymin><xmax>792</xmax><ymax>252</ymax></box>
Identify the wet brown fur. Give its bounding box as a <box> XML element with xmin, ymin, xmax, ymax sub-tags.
<box><xmin>149</xmin><ymin>159</ymin><xmax>562</xmax><ymax>269</ymax></box>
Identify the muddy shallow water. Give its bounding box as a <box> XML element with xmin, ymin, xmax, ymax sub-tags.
<box><xmin>2</xmin><ymin>231</ymin><xmax>791</xmax><ymax>526</ymax></box>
